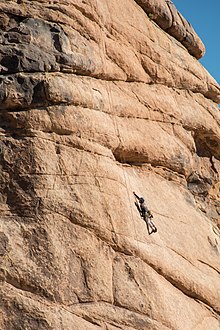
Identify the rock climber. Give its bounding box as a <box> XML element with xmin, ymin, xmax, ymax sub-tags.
<box><xmin>133</xmin><ymin>192</ymin><xmax>157</xmax><ymax>235</ymax></box>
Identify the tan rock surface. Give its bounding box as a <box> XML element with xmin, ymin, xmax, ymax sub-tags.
<box><xmin>135</xmin><ymin>0</ymin><xmax>205</xmax><ymax>59</ymax></box>
<box><xmin>0</xmin><ymin>1</ymin><xmax>220</xmax><ymax>329</ymax></box>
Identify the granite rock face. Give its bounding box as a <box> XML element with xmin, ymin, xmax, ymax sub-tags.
<box><xmin>135</xmin><ymin>0</ymin><xmax>205</xmax><ymax>59</ymax></box>
<box><xmin>0</xmin><ymin>1</ymin><xmax>220</xmax><ymax>329</ymax></box>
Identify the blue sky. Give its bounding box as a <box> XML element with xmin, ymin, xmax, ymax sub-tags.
<box><xmin>173</xmin><ymin>0</ymin><xmax>220</xmax><ymax>84</ymax></box>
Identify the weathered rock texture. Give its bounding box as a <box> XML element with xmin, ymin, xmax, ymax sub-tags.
<box><xmin>135</xmin><ymin>0</ymin><xmax>205</xmax><ymax>59</ymax></box>
<box><xmin>0</xmin><ymin>1</ymin><xmax>220</xmax><ymax>329</ymax></box>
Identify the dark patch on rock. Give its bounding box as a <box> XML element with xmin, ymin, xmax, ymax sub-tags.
<box><xmin>0</xmin><ymin>232</ymin><xmax>9</xmax><ymax>256</ymax></box>
<box><xmin>1</xmin><ymin>55</ymin><xmax>19</xmax><ymax>71</ymax></box>
<box><xmin>32</xmin><ymin>81</ymin><xmax>47</xmax><ymax>106</ymax></box>
<box><xmin>52</xmin><ymin>33</ymin><xmax>62</xmax><ymax>52</ymax></box>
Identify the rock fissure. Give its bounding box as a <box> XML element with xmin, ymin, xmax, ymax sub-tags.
<box><xmin>48</xmin><ymin>198</ymin><xmax>216</xmax><ymax>316</ymax></box>
<box><xmin>145</xmin><ymin>263</ymin><xmax>220</xmax><ymax>316</ymax></box>
<box><xmin>197</xmin><ymin>259</ymin><xmax>220</xmax><ymax>276</ymax></box>
<box><xmin>166</xmin><ymin>246</ymin><xmax>196</xmax><ymax>267</ymax></box>
<box><xmin>4</xmin><ymin>272</ymin><xmax>55</xmax><ymax>302</ymax></box>
<box><xmin>112</xmin><ymin>299</ymin><xmax>175</xmax><ymax>330</ymax></box>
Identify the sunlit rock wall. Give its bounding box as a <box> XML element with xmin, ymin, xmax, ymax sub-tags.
<box><xmin>0</xmin><ymin>1</ymin><xmax>220</xmax><ymax>329</ymax></box>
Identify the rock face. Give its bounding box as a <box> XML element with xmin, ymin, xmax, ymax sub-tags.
<box><xmin>0</xmin><ymin>1</ymin><xmax>220</xmax><ymax>329</ymax></box>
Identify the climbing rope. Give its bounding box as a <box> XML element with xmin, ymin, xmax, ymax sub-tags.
<box><xmin>94</xmin><ymin>0</ymin><xmax>151</xmax><ymax>270</ymax></box>
<box><xmin>41</xmin><ymin>0</ymin><xmax>156</xmax><ymax>267</ymax></box>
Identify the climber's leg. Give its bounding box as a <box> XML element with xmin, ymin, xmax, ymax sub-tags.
<box><xmin>147</xmin><ymin>218</ymin><xmax>157</xmax><ymax>234</ymax></box>
<box><xmin>144</xmin><ymin>216</ymin><xmax>151</xmax><ymax>234</ymax></box>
